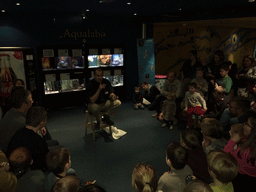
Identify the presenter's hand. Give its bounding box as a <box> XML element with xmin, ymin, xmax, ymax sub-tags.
<box><xmin>109</xmin><ymin>93</ymin><xmax>117</xmax><ymax>100</ymax></box>
<box><xmin>99</xmin><ymin>84</ymin><xmax>106</xmax><ymax>90</ymax></box>
<box><xmin>40</xmin><ymin>127</ymin><xmax>47</xmax><ymax>136</ymax></box>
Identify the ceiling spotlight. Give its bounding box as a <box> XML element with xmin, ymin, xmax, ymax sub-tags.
<box><xmin>178</xmin><ymin>8</ymin><xmax>182</xmax><ymax>11</ymax></box>
<box><xmin>1</xmin><ymin>10</ymin><xmax>5</xmax><ymax>13</ymax></box>
<box><xmin>86</xmin><ymin>9</ymin><xmax>90</xmax><ymax>12</ymax></box>
<box><xmin>16</xmin><ymin>3</ymin><xmax>20</xmax><ymax>5</ymax></box>
<box><xmin>134</xmin><ymin>13</ymin><xmax>137</xmax><ymax>15</ymax></box>
<box><xmin>83</xmin><ymin>16</ymin><xmax>87</xmax><ymax>19</ymax></box>
<box><xmin>127</xmin><ymin>2</ymin><xmax>131</xmax><ymax>5</ymax></box>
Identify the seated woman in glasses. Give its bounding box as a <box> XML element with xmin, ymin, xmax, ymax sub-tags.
<box><xmin>223</xmin><ymin>112</ymin><xmax>256</xmax><ymax>190</ymax></box>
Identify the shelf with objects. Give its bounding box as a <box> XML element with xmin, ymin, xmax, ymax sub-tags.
<box><xmin>38</xmin><ymin>45</ymin><xmax>125</xmax><ymax>109</ymax></box>
<box><xmin>38</xmin><ymin>46</ymin><xmax>87</xmax><ymax>109</ymax></box>
<box><xmin>85</xmin><ymin>46</ymin><xmax>125</xmax><ymax>100</ymax></box>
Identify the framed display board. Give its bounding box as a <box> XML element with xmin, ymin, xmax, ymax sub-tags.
<box><xmin>38</xmin><ymin>44</ymin><xmax>125</xmax><ymax>109</ymax></box>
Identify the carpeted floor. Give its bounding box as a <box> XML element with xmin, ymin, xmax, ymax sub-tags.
<box><xmin>46</xmin><ymin>100</ymin><xmax>186</xmax><ymax>192</ymax></box>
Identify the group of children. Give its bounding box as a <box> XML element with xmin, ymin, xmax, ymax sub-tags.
<box><xmin>132</xmin><ymin>128</ymin><xmax>239</xmax><ymax>192</ymax></box>
<box><xmin>0</xmin><ymin>145</ymin><xmax>106</xmax><ymax>192</ymax></box>
<box><xmin>134</xmin><ymin>63</ymin><xmax>233</xmax><ymax>129</ymax></box>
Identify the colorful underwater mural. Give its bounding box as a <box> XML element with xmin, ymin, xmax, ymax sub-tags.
<box><xmin>154</xmin><ymin>23</ymin><xmax>256</xmax><ymax>76</ymax></box>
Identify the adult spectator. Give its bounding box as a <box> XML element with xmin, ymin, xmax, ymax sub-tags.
<box><xmin>219</xmin><ymin>96</ymin><xmax>251</xmax><ymax>137</ymax></box>
<box><xmin>162</xmin><ymin>71</ymin><xmax>182</xmax><ymax>100</ymax></box>
<box><xmin>13</xmin><ymin>78</ymin><xmax>25</xmax><ymax>87</ymax></box>
<box><xmin>86</xmin><ymin>68</ymin><xmax>121</xmax><ymax>129</ymax></box>
<box><xmin>0</xmin><ymin>87</ymin><xmax>33</xmax><ymax>152</ymax></box>
<box><xmin>148</xmin><ymin>71</ymin><xmax>182</xmax><ymax>118</ymax></box>
<box><xmin>205</xmin><ymin>50</ymin><xmax>225</xmax><ymax>102</ymax></box>
<box><xmin>205</xmin><ymin>50</ymin><xmax>225</xmax><ymax>81</ymax></box>
<box><xmin>162</xmin><ymin>71</ymin><xmax>182</xmax><ymax>118</ymax></box>
<box><xmin>7</xmin><ymin>106</ymin><xmax>49</xmax><ymax>171</ymax></box>
<box><xmin>236</xmin><ymin>55</ymin><xmax>256</xmax><ymax>100</ymax></box>
<box><xmin>223</xmin><ymin>112</ymin><xmax>256</xmax><ymax>190</ymax></box>
<box><xmin>180</xmin><ymin>50</ymin><xmax>203</xmax><ymax>97</ymax></box>
<box><xmin>140</xmin><ymin>81</ymin><xmax>161</xmax><ymax>117</ymax></box>
<box><xmin>9</xmin><ymin>147</ymin><xmax>46</xmax><ymax>192</ymax></box>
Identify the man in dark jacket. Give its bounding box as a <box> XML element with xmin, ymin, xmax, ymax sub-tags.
<box><xmin>86</xmin><ymin>68</ymin><xmax>121</xmax><ymax>129</ymax></box>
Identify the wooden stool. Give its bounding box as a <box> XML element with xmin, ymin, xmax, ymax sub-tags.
<box><xmin>85</xmin><ymin>110</ymin><xmax>112</xmax><ymax>141</ymax></box>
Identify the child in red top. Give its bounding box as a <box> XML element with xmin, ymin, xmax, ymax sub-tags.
<box><xmin>184</xmin><ymin>83</ymin><xmax>207</xmax><ymax>128</ymax></box>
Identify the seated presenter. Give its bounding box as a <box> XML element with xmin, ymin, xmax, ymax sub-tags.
<box><xmin>86</xmin><ymin>68</ymin><xmax>121</xmax><ymax>129</ymax></box>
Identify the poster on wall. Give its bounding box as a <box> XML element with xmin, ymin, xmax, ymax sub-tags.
<box><xmin>137</xmin><ymin>39</ymin><xmax>155</xmax><ymax>85</ymax></box>
<box><xmin>72</xmin><ymin>49</ymin><xmax>82</xmax><ymax>57</ymax></box>
<box><xmin>43</xmin><ymin>49</ymin><xmax>54</xmax><ymax>57</ymax></box>
<box><xmin>89</xmin><ymin>49</ymin><xmax>98</xmax><ymax>55</ymax></box>
<box><xmin>102</xmin><ymin>48</ymin><xmax>111</xmax><ymax>55</ymax></box>
<box><xmin>114</xmin><ymin>48</ymin><xmax>122</xmax><ymax>54</ymax></box>
<box><xmin>58</xmin><ymin>49</ymin><xmax>69</xmax><ymax>57</ymax></box>
<box><xmin>0</xmin><ymin>51</ymin><xmax>26</xmax><ymax>97</ymax></box>
<box><xmin>60</xmin><ymin>73</ymin><xmax>70</xmax><ymax>80</ymax></box>
<box><xmin>45</xmin><ymin>74</ymin><xmax>56</xmax><ymax>82</ymax></box>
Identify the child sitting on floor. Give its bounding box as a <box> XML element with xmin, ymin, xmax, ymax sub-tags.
<box><xmin>191</xmin><ymin>67</ymin><xmax>208</xmax><ymax>99</ymax></box>
<box><xmin>184</xmin><ymin>82</ymin><xmax>207</xmax><ymax>128</ymax></box>
<box><xmin>204</xmin><ymin>90</ymin><xmax>227</xmax><ymax>120</ymax></box>
<box><xmin>214</xmin><ymin>63</ymin><xmax>233</xmax><ymax>104</ymax></box>
<box><xmin>132</xmin><ymin>86</ymin><xmax>144</xmax><ymax>110</ymax></box>
<box><xmin>158</xmin><ymin>91</ymin><xmax>177</xmax><ymax>129</ymax></box>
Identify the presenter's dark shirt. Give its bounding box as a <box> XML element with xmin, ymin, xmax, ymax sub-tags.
<box><xmin>86</xmin><ymin>78</ymin><xmax>114</xmax><ymax>104</ymax></box>
<box><xmin>7</xmin><ymin>127</ymin><xmax>49</xmax><ymax>171</ymax></box>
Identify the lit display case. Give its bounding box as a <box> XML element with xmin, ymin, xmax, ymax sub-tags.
<box><xmin>38</xmin><ymin>45</ymin><xmax>125</xmax><ymax>109</ymax></box>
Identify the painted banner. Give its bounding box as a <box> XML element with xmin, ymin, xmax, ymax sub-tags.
<box><xmin>0</xmin><ymin>51</ymin><xmax>26</xmax><ymax>103</ymax></box>
<box><xmin>137</xmin><ymin>39</ymin><xmax>155</xmax><ymax>86</ymax></box>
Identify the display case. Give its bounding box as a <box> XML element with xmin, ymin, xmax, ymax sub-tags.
<box><xmin>38</xmin><ymin>45</ymin><xmax>125</xmax><ymax>109</ymax></box>
<box><xmin>86</xmin><ymin>46</ymin><xmax>125</xmax><ymax>100</ymax></box>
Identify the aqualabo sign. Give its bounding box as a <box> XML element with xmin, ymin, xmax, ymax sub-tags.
<box><xmin>60</xmin><ymin>29</ymin><xmax>106</xmax><ymax>41</ymax></box>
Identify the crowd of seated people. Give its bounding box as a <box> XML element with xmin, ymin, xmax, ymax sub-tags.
<box><xmin>0</xmin><ymin>85</ymin><xmax>105</xmax><ymax>191</ymax></box>
<box><xmin>137</xmin><ymin>50</ymin><xmax>256</xmax><ymax>191</ymax></box>
<box><xmin>2</xmin><ymin>50</ymin><xmax>256</xmax><ymax>191</ymax></box>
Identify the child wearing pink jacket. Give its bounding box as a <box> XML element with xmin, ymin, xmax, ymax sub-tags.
<box><xmin>223</xmin><ymin>113</ymin><xmax>256</xmax><ymax>190</ymax></box>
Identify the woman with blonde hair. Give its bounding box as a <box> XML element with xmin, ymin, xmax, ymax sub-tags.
<box><xmin>132</xmin><ymin>163</ymin><xmax>158</xmax><ymax>192</ymax></box>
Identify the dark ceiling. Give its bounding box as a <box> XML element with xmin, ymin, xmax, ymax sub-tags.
<box><xmin>1</xmin><ymin>0</ymin><xmax>256</xmax><ymax>23</ymax></box>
